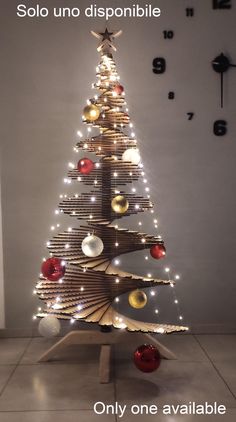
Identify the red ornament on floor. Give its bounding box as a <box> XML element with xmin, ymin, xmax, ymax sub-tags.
<box><xmin>113</xmin><ymin>84</ymin><xmax>124</xmax><ymax>95</ymax></box>
<box><xmin>150</xmin><ymin>244</ymin><xmax>166</xmax><ymax>259</ymax></box>
<box><xmin>41</xmin><ymin>258</ymin><xmax>65</xmax><ymax>281</ymax></box>
<box><xmin>134</xmin><ymin>344</ymin><xmax>161</xmax><ymax>373</ymax></box>
<box><xmin>77</xmin><ymin>158</ymin><xmax>94</xmax><ymax>175</ymax></box>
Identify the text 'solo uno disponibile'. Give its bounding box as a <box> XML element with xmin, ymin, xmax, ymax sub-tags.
<box><xmin>16</xmin><ymin>3</ymin><xmax>162</xmax><ymax>20</ymax></box>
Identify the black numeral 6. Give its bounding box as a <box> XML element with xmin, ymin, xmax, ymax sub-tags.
<box><xmin>153</xmin><ymin>57</ymin><xmax>166</xmax><ymax>74</ymax></box>
<box><xmin>213</xmin><ymin>120</ymin><xmax>227</xmax><ymax>136</ymax></box>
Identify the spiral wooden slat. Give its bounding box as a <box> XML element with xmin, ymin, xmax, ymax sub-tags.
<box><xmin>36</xmin><ymin>46</ymin><xmax>188</xmax><ymax>334</ymax></box>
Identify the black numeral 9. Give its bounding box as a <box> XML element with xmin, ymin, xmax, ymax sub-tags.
<box><xmin>153</xmin><ymin>57</ymin><xmax>166</xmax><ymax>74</ymax></box>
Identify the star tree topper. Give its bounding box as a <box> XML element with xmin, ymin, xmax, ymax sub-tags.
<box><xmin>91</xmin><ymin>28</ymin><xmax>122</xmax><ymax>54</ymax></box>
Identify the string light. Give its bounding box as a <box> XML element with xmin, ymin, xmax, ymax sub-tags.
<box><xmin>33</xmin><ymin>45</ymin><xmax>187</xmax><ymax>334</ymax></box>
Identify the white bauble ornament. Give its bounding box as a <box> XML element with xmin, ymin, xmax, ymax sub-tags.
<box><xmin>81</xmin><ymin>235</ymin><xmax>104</xmax><ymax>258</ymax></box>
<box><xmin>122</xmin><ymin>148</ymin><xmax>141</xmax><ymax>165</ymax></box>
<box><xmin>38</xmin><ymin>315</ymin><xmax>61</xmax><ymax>338</ymax></box>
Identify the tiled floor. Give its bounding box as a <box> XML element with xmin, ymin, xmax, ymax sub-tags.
<box><xmin>0</xmin><ymin>334</ymin><xmax>235</xmax><ymax>421</ymax></box>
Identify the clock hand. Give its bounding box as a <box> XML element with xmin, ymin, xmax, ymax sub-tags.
<box><xmin>220</xmin><ymin>71</ymin><xmax>224</xmax><ymax>108</ymax></box>
<box><xmin>212</xmin><ymin>54</ymin><xmax>231</xmax><ymax>109</ymax></box>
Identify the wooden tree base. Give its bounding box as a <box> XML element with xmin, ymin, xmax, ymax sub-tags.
<box><xmin>38</xmin><ymin>330</ymin><xmax>177</xmax><ymax>383</ymax></box>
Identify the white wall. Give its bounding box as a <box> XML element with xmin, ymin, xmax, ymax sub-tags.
<box><xmin>0</xmin><ymin>0</ymin><xmax>236</xmax><ymax>332</ymax></box>
<box><xmin>0</xmin><ymin>179</ymin><xmax>5</xmax><ymax>328</ymax></box>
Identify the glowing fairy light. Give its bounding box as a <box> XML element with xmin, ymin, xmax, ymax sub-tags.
<box><xmin>32</xmin><ymin>39</ymin><xmax>187</xmax><ymax>337</ymax></box>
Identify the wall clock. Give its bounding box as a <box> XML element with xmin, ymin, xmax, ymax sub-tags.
<box><xmin>152</xmin><ymin>0</ymin><xmax>236</xmax><ymax>138</ymax></box>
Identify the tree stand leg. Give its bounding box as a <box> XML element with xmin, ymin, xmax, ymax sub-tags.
<box><xmin>99</xmin><ymin>345</ymin><xmax>112</xmax><ymax>383</ymax></box>
<box><xmin>38</xmin><ymin>330</ymin><xmax>176</xmax><ymax>383</ymax></box>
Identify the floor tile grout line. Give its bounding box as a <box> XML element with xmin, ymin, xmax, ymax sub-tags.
<box><xmin>0</xmin><ymin>408</ymin><xmax>117</xmax><ymax>413</ymax></box>
<box><xmin>113</xmin><ymin>346</ymin><xmax>118</xmax><ymax>422</ymax></box>
<box><xmin>0</xmin><ymin>337</ymin><xmax>33</xmax><ymax>398</ymax></box>
<box><xmin>193</xmin><ymin>334</ymin><xmax>236</xmax><ymax>401</ymax></box>
<box><xmin>0</xmin><ymin>365</ymin><xmax>17</xmax><ymax>398</ymax></box>
<box><xmin>17</xmin><ymin>337</ymin><xmax>33</xmax><ymax>364</ymax></box>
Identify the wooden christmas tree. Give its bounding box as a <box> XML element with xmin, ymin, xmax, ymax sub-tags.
<box><xmin>36</xmin><ymin>29</ymin><xmax>188</xmax><ymax>336</ymax></box>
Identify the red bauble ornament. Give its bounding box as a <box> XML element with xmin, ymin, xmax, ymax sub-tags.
<box><xmin>134</xmin><ymin>344</ymin><xmax>161</xmax><ymax>373</ymax></box>
<box><xmin>113</xmin><ymin>84</ymin><xmax>124</xmax><ymax>95</ymax></box>
<box><xmin>150</xmin><ymin>244</ymin><xmax>166</xmax><ymax>260</ymax></box>
<box><xmin>41</xmin><ymin>258</ymin><xmax>65</xmax><ymax>281</ymax></box>
<box><xmin>77</xmin><ymin>158</ymin><xmax>94</xmax><ymax>175</ymax></box>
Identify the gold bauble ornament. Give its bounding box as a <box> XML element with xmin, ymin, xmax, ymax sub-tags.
<box><xmin>111</xmin><ymin>195</ymin><xmax>129</xmax><ymax>214</ymax></box>
<box><xmin>129</xmin><ymin>290</ymin><xmax>147</xmax><ymax>309</ymax></box>
<box><xmin>83</xmin><ymin>104</ymin><xmax>100</xmax><ymax>122</ymax></box>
